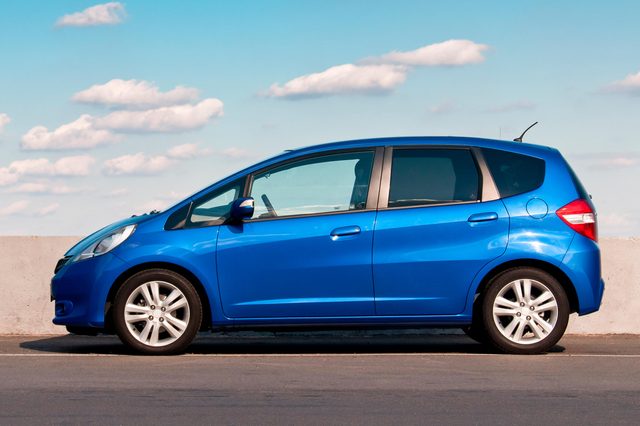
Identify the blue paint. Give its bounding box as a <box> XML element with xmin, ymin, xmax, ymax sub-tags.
<box><xmin>51</xmin><ymin>136</ymin><xmax>603</xmax><ymax>333</ymax></box>
<box><xmin>526</xmin><ymin>198</ymin><xmax>549</xmax><ymax>219</ymax></box>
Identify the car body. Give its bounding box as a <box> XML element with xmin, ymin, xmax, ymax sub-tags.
<box><xmin>51</xmin><ymin>136</ymin><xmax>604</xmax><ymax>354</ymax></box>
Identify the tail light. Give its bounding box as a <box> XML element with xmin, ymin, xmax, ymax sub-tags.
<box><xmin>556</xmin><ymin>199</ymin><xmax>597</xmax><ymax>241</ymax></box>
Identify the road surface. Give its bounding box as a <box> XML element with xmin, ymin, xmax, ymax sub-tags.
<box><xmin>0</xmin><ymin>333</ymin><xmax>639</xmax><ymax>425</ymax></box>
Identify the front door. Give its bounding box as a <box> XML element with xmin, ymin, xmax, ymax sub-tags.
<box><xmin>216</xmin><ymin>149</ymin><xmax>382</xmax><ymax>319</ymax></box>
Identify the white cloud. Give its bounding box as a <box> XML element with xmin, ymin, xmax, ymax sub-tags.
<box><xmin>375</xmin><ymin>39</ymin><xmax>489</xmax><ymax>67</ymax></box>
<box><xmin>73</xmin><ymin>79</ymin><xmax>199</xmax><ymax>108</ymax></box>
<box><xmin>600</xmin><ymin>157</ymin><xmax>638</xmax><ymax>167</ymax></box>
<box><xmin>54</xmin><ymin>155</ymin><xmax>97</xmax><ymax>176</ymax></box>
<box><xmin>136</xmin><ymin>199</ymin><xmax>172</xmax><ymax>214</ymax></box>
<box><xmin>0</xmin><ymin>200</ymin><xmax>30</xmax><ymax>216</ymax></box>
<box><xmin>266</xmin><ymin>39</ymin><xmax>489</xmax><ymax>99</ymax></box>
<box><xmin>568</xmin><ymin>152</ymin><xmax>640</xmax><ymax>171</ymax></box>
<box><xmin>23</xmin><ymin>82</ymin><xmax>222</xmax><ymax>149</ymax></box>
<box><xmin>0</xmin><ymin>113</ymin><xmax>10</xmax><ymax>134</ymax></box>
<box><xmin>7</xmin><ymin>159</ymin><xmax>52</xmax><ymax>175</ymax></box>
<box><xmin>485</xmin><ymin>100</ymin><xmax>536</xmax><ymax>113</ymax></box>
<box><xmin>167</xmin><ymin>143</ymin><xmax>212</xmax><ymax>159</ymax></box>
<box><xmin>21</xmin><ymin>99</ymin><xmax>222</xmax><ymax>150</ymax></box>
<box><xmin>135</xmin><ymin>191</ymin><xmax>187</xmax><ymax>215</ymax></box>
<box><xmin>0</xmin><ymin>168</ymin><xmax>19</xmax><ymax>187</ymax></box>
<box><xmin>8</xmin><ymin>182</ymin><xmax>86</xmax><ymax>195</ymax></box>
<box><xmin>95</xmin><ymin>98</ymin><xmax>224</xmax><ymax>132</ymax></box>
<box><xmin>605</xmin><ymin>71</ymin><xmax>640</xmax><ymax>95</ymax></box>
<box><xmin>37</xmin><ymin>203</ymin><xmax>60</xmax><ymax>216</ymax></box>
<box><xmin>8</xmin><ymin>155</ymin><xmax>96</xmax><ymax>177</ymax></box>
<box><xmin>266</xmin><ymin>64</ymin><xmax>408</xmax><ymax>98</ymax></box>
<box><xmin>103</xmin><ymin>152</ymin><xmax>174</xmax><ymax>176</ymax></box>
<box><xmin>600</xmin><ymin>212</ymin><xmax>633</xmax><ymax>227</ymax></box>
<box><xmin>0</xmin><ymin>200</ymin><xmax>59</xmax><ymax>217</ymax></box>
<box><xmin>103</xmin><ymin>143</ymin><xmax>211</xmax><ymax>176</ymax></box>
<box><xmin>598</xmin><ymin>212</ymin><xmax>639</xmax><ymax>237</ymax></box>
<box><xmin>590</xmin><ymin>156</ymin><xmax>639</xmax><ymax>170</ymax></box>
<box><xmin>428</xmin><ymin>101</ymin><xmax>455</xmax><ymax>114</ymax></box>
<box><xmin>217</xmin><ymin>147</ymin><xmax>256</xmax><ymax>159</ymax></box>
<box><xmin>56</xmin><ymin>2</ymin><xmax>126</xmax><ymax>28</ymax></box>
<box><xmin>104</xmin><ymin>188</ymin><xmax>129</xmax><ymax>197</ymax></box>
<box><xmin>21</xmin><ymin>115</ymin><xmax>119</xmax><ymax>150</ymax></box>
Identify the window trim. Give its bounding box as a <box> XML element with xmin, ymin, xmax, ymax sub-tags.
<box><xmin>472</xmin><ymin>147</ymin><xmax>500</xmax><ymax>202</ymax></box>
<box><xmin>243</xmin><ymin>147</ymin><xmax>384</xmax><ymax>223</ymax></box>
<box><xmin>184</xmin><ymin>178</ymin><xmax>247</xmax><ymax>228</ymax></box>
<box><xmin>378</xmin><ymin>145</ymin><xmax>496</xmax><ymax>211</ymax></box>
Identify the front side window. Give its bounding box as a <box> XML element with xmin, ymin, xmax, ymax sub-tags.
<box><xmin>388</xmin><ymin>148</ymin><xmax>480</xmax><ymax>208</ymax></box>
<box><xmin>250</xmin><ymin>151</ymin><xmax>375</xmax><ymax>219</ymax></box>
<box><xmin>187</xmin><ymin>180</ymin><xmax>244</xmax><ymax>226</ymax></box>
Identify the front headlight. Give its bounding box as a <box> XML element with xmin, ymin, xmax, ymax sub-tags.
<box><xmin>71</xmin><ymin>224</ymin><xmax>136</xmax><ymax>263</ymax></box>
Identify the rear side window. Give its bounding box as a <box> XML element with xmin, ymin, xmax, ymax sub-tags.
<box><xmin>482</xmin><ymin>148</ymin><xmax>545</xmax><ymax>198</ymax></box>
<box><xmin>388</xmin><ymin>148</ymin><xmax>480</xmax><ymax>208</ymax></box>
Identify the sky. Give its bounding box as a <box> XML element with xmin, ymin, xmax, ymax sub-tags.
<box><xmin>1</xmin><ymin>0</ymin><xmax>639</xmax><ymax>236</ymax></box>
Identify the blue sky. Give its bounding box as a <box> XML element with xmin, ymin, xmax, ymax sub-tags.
<box><xmin>1</xmin><ymin>1</ymin><xmax>639</xmax><ymax>236</ymax></box>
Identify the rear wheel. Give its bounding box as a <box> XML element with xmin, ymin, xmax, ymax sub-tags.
<box><xmin>482</xmin><ymin>268</ymin><xmax>569</xmax><ymax>354</ymax></box>
<box><xmin>113</xmin><ymin>269</ymin><xmax>202</xmax><ymax>355</ymax></box>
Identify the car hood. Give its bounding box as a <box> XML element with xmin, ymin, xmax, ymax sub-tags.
<box><xmin>64</xmin><ymin>214</ymin><xmax>157</xmax><ymax>257</ymax></box>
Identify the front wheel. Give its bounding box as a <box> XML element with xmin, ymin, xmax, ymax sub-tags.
<box><xmin>113</xmin><ymin>269</ymin><xmax>202</xmax><ymax>355</ymax></box>
<box><xmin>482</xmin><ymin>268</ymin><xmax>569</xmax><ymax>354</ymax></box>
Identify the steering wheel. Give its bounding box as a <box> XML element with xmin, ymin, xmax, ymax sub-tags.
<box><xmin>261</xmin><ymin>194</ymin><xmax>277</xmax><ymax>217</ymax></box>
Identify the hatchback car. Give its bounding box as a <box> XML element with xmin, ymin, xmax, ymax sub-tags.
<box><xmin>51</xmin><ymin>137</ymin><xmax>604</xmax><ymax>355</ymax></box>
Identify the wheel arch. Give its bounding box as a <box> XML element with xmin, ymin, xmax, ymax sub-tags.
<box><xmin>472</xmin><ymin>259</ymin><xmax>579</xmax><ymax>315</ymax></box>
<box><xmin>104</xmin><ymin>262</ymin><xmax>213</xmax><ymax>332</ymax></box>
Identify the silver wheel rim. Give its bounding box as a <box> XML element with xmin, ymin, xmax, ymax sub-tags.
<box><xmin>492</xmin><ymin>279</ymin><xmax>558</xmax><ymax>345</ymax></box>
<box><xmin>124</xmin><ymin>281</ymin><xmax>190</xmax><ymax>348</ymax></box>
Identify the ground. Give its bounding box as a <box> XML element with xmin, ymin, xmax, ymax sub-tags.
<box><xmin>1</xmin><ymin>333</ymin><xmax>639</xmax><ymax>425</ymax></box>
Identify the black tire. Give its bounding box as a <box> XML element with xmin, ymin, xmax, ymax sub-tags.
<box><xmin>462</xmin><ymin>324</ymin><xmax>488</xmax><ymax>345</ymax></box>
<box><xmin>463</xmin><ymin>295</ymin><xmax>490</xmax><ymax>344</ymax></box>
<box><xmin>113</xmin><ymin>269</ymin><xmax>202</xmax><ymax>355</ymax></box>
<box><xmin>482</xmin><ymin>267</ymin><xmax>569</xmax><ymax>355</ymax></box>
<box><xmin>66</xmin><ymin>326</ymin><xmax>99</xmax><ymax>336</ymax></box>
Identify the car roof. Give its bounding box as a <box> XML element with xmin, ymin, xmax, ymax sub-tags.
<box><xmin>285</xmin><ymin>136</ymin><xmax>555</xmax><ymax>158</ymax></box>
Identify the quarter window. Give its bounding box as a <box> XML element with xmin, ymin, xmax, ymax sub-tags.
<box><xmin>481</xmin><ymin>148</ymin><xmax>545</xmax><ymax>198</ymax></box>
<box><xmin>388</xmin><ymin>149</ymin><xmax>480</xmax><ymax>208</ymax></box>
<box><xmin>187</xmin><ymin>180</ymin><xmax>244</xmax><ymax>226</ymax></box>
<box><xmin>250</xmin><ymin>151</ymin><xmax>375</xmax><ymax>219</ymax></box>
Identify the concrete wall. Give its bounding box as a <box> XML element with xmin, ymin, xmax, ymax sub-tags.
<box><xmin>0</xmin><ymin>236</ymin><xmax>80</xmax><ymax>335</ymax></box>
<box><xmin>0</xmin><ymin>236</ymin><xmax>637</xmax><ymax>335</ymax></box>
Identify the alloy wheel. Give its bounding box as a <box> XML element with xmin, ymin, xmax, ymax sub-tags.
<box><xmin>492</xmin><ymin>278</ymin><xmax>559</xmax><ymax>345</ymax></box>
<box><xmin>123</xmin><ymin>280</ymin><xmax>191</xmax><ymax>347</ymax></box>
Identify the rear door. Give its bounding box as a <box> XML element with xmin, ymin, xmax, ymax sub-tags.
<box><xmin>372</xmin><ymin>146</ymin><xmax>509</xmax><ymax>315</ymax></box>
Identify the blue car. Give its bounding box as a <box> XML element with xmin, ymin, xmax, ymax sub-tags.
<box><xmin>51</xmin><ymin>137</ymin><xmax>603</xmax><ymax>355</ymax></box>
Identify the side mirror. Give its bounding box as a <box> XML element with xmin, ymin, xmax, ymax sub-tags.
<box><xmin>230</xmin><ymin>197</ymin><xmax>254</xmax><ymax>221</ymax></box>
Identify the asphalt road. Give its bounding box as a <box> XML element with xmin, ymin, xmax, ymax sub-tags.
<box><xmin>1</xmin><ymin>333</ymin><xmax>639</xmax><ymax>425</ymax></box>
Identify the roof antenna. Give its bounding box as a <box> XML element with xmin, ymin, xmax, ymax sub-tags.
<box><xmin>514</xmin><ymin>121</ymin><xmax>538</xmax><ymax>142</ymax></box>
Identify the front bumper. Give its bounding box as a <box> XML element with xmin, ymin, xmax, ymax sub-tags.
<box><xmin>51</xmin><ymin>253</ymin><xmax>127</xmax><ymax>329</ymax></box>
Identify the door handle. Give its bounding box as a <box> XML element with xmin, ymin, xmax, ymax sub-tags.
<box><xmin>468</xmin><ymin>212</ymin><xmax>499</xmax><ymax>223</ymax></box>
<box><xmin>330</xmin><ymin>225</ymin><xmax>361</xmax><ymax>239</ymax></box>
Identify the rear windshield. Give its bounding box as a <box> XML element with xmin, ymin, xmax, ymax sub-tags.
<box><xmin>481</xmin><ymin>148</ymin><xmax>545</xmax><ymax>198</ymax></box>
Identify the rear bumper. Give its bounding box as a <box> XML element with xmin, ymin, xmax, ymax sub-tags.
<box><xmin>562</xmin><ymin>235</ymin><xmax>604</xmax><ymax>315</ymax></box>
